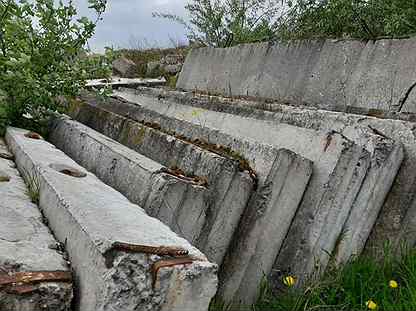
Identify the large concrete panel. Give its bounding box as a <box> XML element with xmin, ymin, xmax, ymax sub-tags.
<box><xmin>177</xmin><ymin>37</ymin><xmax>416</xmax><ymax>114</ymax></box>
<box><xmin>68</xmin><ymin>100</ymin><xmax>255</xmax><ymax>266</ymax></box>
<box><xmin>76</xmin><ymin>93</ymin><xmax>372</xmax><ymax>284</ymax></box>
<box><xmin>219</xmin><ymin>149</ymin><xmax>312</xmax><ymax>304</ymax></box>
<box><xmin>0</xmin><ymin>139</ymin><xmax>73</xmax><ymax>311</ymax></box>
<box><xmin>127</xmin><ymin>87</ymin><xmax>407</xmax><ymax>256</ymax></box>
<box><xmin>6</xmin><ymin>127</ymin><xmax>217</xmax><ymax>311</ymax></box>
<box><xmin>49</xmin><ymin>117</ymin><xmax>209</xmax><ymax>245</ymax></box>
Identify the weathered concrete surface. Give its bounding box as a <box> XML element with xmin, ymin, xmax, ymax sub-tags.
<box><xmin>130</xmin><ymin>87</ymin><xmax>411</xmax><ymax>254</ymax></box>
<box><xmin>6</xmin><ymin>127</ymin><xmax>218</xmax><ymax>311</ymax></box>
<box><xmin>0</xmin><ymin>139</ymin><xmax>73</xmax><ymax>311</ymax></box>
<box><xmin>177</xmin><ymin>38</ymin><xmax>416</xmax><ymax>115</ymax></box>
<box><xmin>49</xmin><ymin>117</ymin><xmax>209</xmax><ymax>245</ymax></box>
<box><xmin>68</xmin><ymin>100</ymin><xmax>255</xmax><ymax>266</ymax></box>
<box><xmin>219</xmin><ymin>149</ymin><xmax>312</xmax><ymax>304</ymax></box>
<box><xmin>77</xmin><ymin>94</ymin><xmax>374</xmax><ymax>283</ymax></box>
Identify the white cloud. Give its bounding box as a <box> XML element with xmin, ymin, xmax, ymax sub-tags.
<box><xmin>73</xmin><ymin>0</ymin><xmax>189</xmax><ymax>52</ymax></box>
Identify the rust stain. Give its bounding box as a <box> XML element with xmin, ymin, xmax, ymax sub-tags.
<box><xmin>111</xmin><ymin>242</ymin><xmax>189</xmax><ymax>257</ymax></box>
<box><xmin>24</xmin><ymin>132</ymin><xmax>42</xmax><ymax>140</ymax></box>
<box><xmin>324</xmin><ymin>132</ymin><xmax>334</xmax><ymax>152</ymax></box>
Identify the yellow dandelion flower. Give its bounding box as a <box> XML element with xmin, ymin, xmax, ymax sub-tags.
<box><xmin>283</xmin><ymin>275</ymin><xmax>296</xmax><ymax>287</ymax></box>
<box><xmin>389</xmin><ymin>280</ymin><xmax>398</xmax><ymax>288</ymax></box>
<box><xmin>366</xmin><ymin>300</ymin><xmax>377</xmax><ymax>310</ymax></box>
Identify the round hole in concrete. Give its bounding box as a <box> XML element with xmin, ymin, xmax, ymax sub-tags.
<box><xmin>24</xmin><ymin>132</ymin><xmax>42</xmax><ymax>140</ymax></box>
<box><xmin>49</xmin><ymin>164</ymin><xmax>87</xmax><ymax>178</ymax></box>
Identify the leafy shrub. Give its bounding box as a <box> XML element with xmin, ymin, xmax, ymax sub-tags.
<box><xmin>277</xmin><ymin>0</ymin><xmax>416</xmax><ymax>40</ymax></box>
<box><xmin>153</xmin><ymin>0</ymin><xmax>282</xmax><ymax>47</ymax></box>
<box><xmin>0</xmin><ymin>0</ymin><xmax>109</xmax><ymax>134</ymax></box>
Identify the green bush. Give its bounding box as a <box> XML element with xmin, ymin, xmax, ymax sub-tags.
<box><xmin>153</xmin><ymin>0</ymin><xmax>282</xmax><ymax>47</ymax></box>
<box><xmin>277</xmin><ymin>0</ymin><xmax>416</xmax><ymax>40</ymax></box>
<box><xmin>0</xmin><ymin>0</ymin><xmax>109</xmax><ymax>134</ymax></box>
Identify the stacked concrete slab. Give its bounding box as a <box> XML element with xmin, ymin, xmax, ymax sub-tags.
<box><xmin>68</xmin><ymin>101</ymin><xmax>254</xmax><ymax>266</ymax></box>
<box><xmin>49</xmin><ymin>112</ymin><xmax>314</xmax><ymax>305</ymax></box>
<box><xmin>66</xmin><ymin>92</ymin><xmax>405</xmax><ymax>307</ymax></box>
<box><xmin>126</xmin><ymin>87</ymin><xmax>410</xmax><ymax>256</ymax></box>
<box><xmin>6</xmin><ymin>127</ymin><xmax>218</xmax><ymax>311</ymax></box>
<box><xmin>113</xmin><ymin>89</ymin><xmax>404</xmax><ymax>283</ymax></box>
<box><xmin>49</xmin><ymin>117</ymin><xmax>209</xmax><ymax>244</ymax></box>
<box><xmin>0</xmin><ymin>138</ymin><xmax>73</xmax><ymax>311</ymax></box>
<box><xmin>177</xmin><ymin>37</ymin><xmax>416</xmax><ymax>115</ymax></box>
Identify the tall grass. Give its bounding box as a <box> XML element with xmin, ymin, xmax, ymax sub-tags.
<box><xmin>212</xmin><ymin>245</ymin><xmax>416</xmax><ymax>311</ymax></box>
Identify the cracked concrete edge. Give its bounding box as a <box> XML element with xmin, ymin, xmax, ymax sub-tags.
<box><xmin>5</xmin><ymin>126</ymin><xmax>218</xmax><ymax>311</ymax></box>
<box><xmin>48</xmin><ymin>117</ymin><xmax>210</xmax><ymax>245</ymax></box>
<box><xmin>123</xmin><ymin>87</ymin><xmax>412</xmax><ymax>255</ymax></box>
<box><xmin>68</xmin><ymin>99</ymin><xmax>255</xmax><ymax>266</ymax></box>
<box><xmin>0</xmin><ymin>139</ymin><xmax>73</xmax><ymax>311</ymax></box>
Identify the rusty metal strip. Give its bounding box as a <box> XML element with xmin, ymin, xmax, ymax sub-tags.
<box><xmin>152</xmin><ymin>257</ymin><xmax>196</xmax><ymax>288</ymax></box>
<box><xmin>161</xmin><ymin>167</ymin><xmax>208</xmax><ymax>187</ymax></box>
<box><xmin>111</xmin><ymin>242</ymin><xmax>189</xmax><ymax>257</ymax></box>
<box><xmin>0</xmin><ymin>271</ymin><xmax>72</xmax><ymax>287</ymax></box>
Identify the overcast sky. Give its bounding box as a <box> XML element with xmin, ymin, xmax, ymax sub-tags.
<box><xmin>73</xmin><ymin>0</ymin><xmax>189</xmax><ymax>52</ymax></box>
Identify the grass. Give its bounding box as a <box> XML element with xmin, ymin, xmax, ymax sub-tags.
<box><xmin>20</xmin><ymin>166</ymin><xmax>41</xmax><ymax>204</ymax></box>
<box><xmin>211</xmin><ymin>245</ymin><xmax>416</xmax><ymax>311</ymax></box>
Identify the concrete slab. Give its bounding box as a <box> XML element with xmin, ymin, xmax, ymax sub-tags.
<box><xmin>74</xmin><ymin>94</ymin><xmax>372</xmax><ymax>283</ymax></box>
<box><xmin>6</xmin><ymin>127</ymin><xmax>218</xmax><ymax>311</ymax></box>
<box><xmin>0</xmin><ymin>139</ymin><xmax>72</xmax><ymax>311</ymax></box>
<box><xmin>86</xmin><ymin>77</ymin><xmax>166</xmax><ymax>88</ymax></box>
<box><xmin>177</xmin><ymin>38</ymin><xmax>416</xmax><ymax>114</ymax></box>
<box><xmin>129</xmin><ymin>87</ymin><xmax>408</xmax><ymax>256</ymax></box>
<box><xmin>68</xmin><ymin>99</ymin><xmax>255</xmax><ymax>266</ymax></box>
<box><xmin>218</xmin><ymin>149</ymin><xmax>312</xmax><ymax>304</ymax></box>
<box><xmin>49</xmin><ymin>117</ymin><xmax>209</xmax><ymax>245</ymax></box>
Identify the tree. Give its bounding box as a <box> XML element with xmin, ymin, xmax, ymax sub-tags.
<box><xmin>153</xmin><ymin>0</ymin><xmax>283</xmax><ymax>47</ymax></box>
<box><xmin>0</xmin><ymin>0</ymin><xmax>109</xmax><ymax>133</ymax></box>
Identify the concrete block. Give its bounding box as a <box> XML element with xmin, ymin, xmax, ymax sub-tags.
<box><xmin>76</xmin><ymin>93</ymin><xmax>371</xmax><ymax>283</ymax></box>
<box><xmin>6</xmin><ymin>127</ymin><xmax>218</xmax><ymax>311</ymax></box>
<box><xmin>0</xmin><ymin>139</ymin><xmax>73</xmax><ymax>311</ymax></box>
<box><xmin>132</xmin><ymin>87</ymin><xmax>407</xmax><ymax>256</ymax></box>
<box><xmin>69</xmin><ymin>99</ymin><xmax>255</xmax><ymax>266</ymax></box>
<box><xmin>218</xmin><ymin>149</ymin><xmax>312</xmax><ymax>305</ymax></box>
<box><xmin>49</xmin><ymin>117</ymin><xmax>209</xmax><ymax>245</ymax></box>
<box><xmin>177</xmin><ymin>37</ymin><xmax>416</xmax><ymax>114</ymax></box>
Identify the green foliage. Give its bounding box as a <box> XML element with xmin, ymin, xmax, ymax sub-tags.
<box><xmin>78</xmin><ymin>48</ymin><xmax>117</xmax><ymax>80</ymax></box>
<box><xmin>0</xmin><ymin>0</ymin><xmax>108</xmax><ymax>133</ymax></box>
<box><xmin>20</xmin><ymin>166</ymin><xmax>40</xmax><ymax>204</ymax></box>
<box><xmin>211</xmin><ymin>245</ymin><xmax>416</xmax><ymax>311</ymax></box>
<box><xmin>277</xmin><ymin>0</ymin><xmax>416</xmax><ymax>40</ymax></box>
<box><xmin>153</xmin><ymin>0</ymin><xmax>282</xmax><ymax>47</ymax></box>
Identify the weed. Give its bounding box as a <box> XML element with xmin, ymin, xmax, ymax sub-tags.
<box><xmin>211</xmin><ymin>245</ymin><xmax>416</xmax><ymax>311</ymax></box>
<box><xmin>20</xmin><ymin>166</ymin><xmax>41</xmax><ymax>204</ymax></box>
